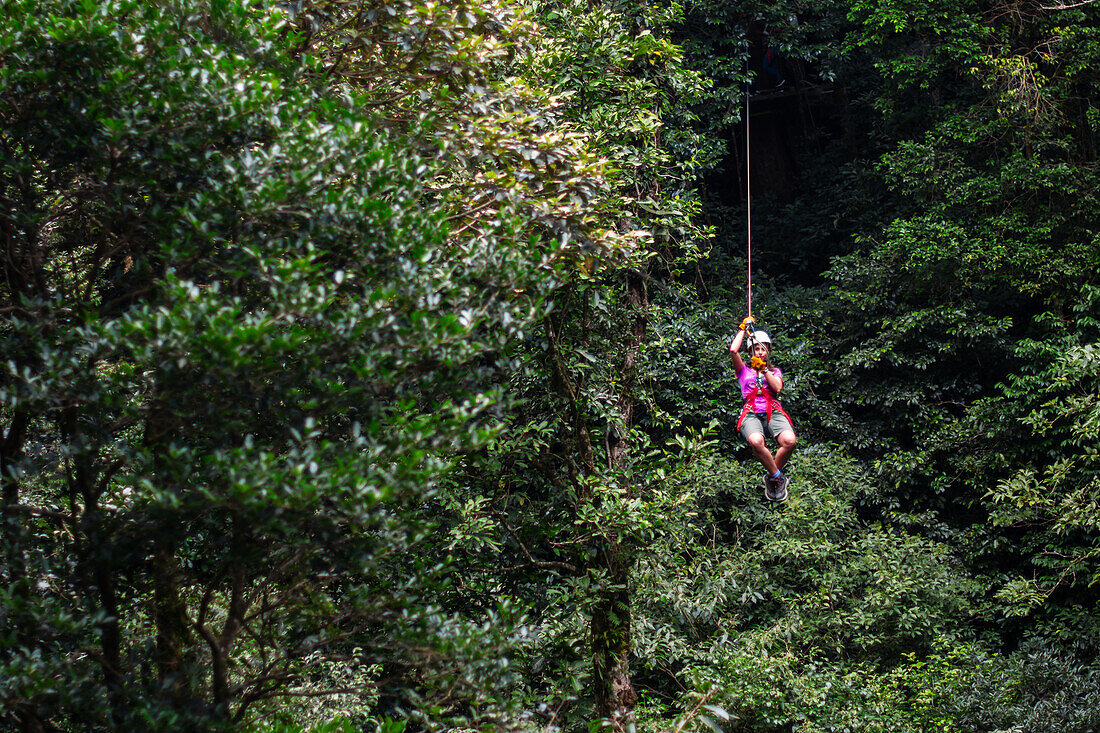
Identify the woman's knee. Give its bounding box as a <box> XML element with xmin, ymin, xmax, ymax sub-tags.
<box><xmin>778</xmin><ymin>430</ymin><xmax>798</xmax><ymax>449</ymax></box>
<box><xmin>746</xmin><ymin>432</ymin><xmax>766</xmax><ymax>449</ymax></box>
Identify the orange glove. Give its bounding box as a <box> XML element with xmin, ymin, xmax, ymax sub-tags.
<box><xmin>751</xmin><ymin>356</ymin><xmax>768</xmax><ymax>370</ymax></box>
<box><xmin>740</xmin><ymin>316</ymin><xmax>755</xmax><ymax>331</ymax></box>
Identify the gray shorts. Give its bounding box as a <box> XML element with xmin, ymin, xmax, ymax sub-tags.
<box><xmin>739</xmin><ymin>410</ymin><xmax>794</xmax><ymax>441</ymax></box>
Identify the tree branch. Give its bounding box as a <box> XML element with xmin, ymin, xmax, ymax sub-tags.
<box><xmin>1040</xmin><ymin>0</ymin><xmax>1096</xmax><ymax>8</ymax></box>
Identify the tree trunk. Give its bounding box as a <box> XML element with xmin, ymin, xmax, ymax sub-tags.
<box><xmin>66</xmin><ymin>422</ymin><xmax>125</xmax><ymax>703</ymax></box>
<box><xmin>591</xmin><ymin>539</ymin><xmax>636</xmax><ymax>730</ymax></box>
<box><xmin>1</xmin><ymin>410</ymin><xmax>43</xmax><ymax>733</ymax></box>
<box><xmin>144</xmin><ymin>398</ymin><xmax>195</xmax><ymax>705</ymax></box>
<box><xmin>591</xmin><ymin>270</ymin><xmax>648</xmax><ymax>729</ymax></box>
<box><xmin>154</xmin><ymin>544</ymin><xmax>193</xmax><ymax>694</ymax></box>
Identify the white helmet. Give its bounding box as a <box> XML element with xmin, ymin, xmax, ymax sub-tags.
<box><xmin>746</xmin><ymin>328</ymin><xmax>772</xmax><ymax>348</ymax></box>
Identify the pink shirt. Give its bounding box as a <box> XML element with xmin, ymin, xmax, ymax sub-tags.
<box><xmin>738</xmin><ymin>364</ymin><xmax>782</xmax><ymax>412</ymax></box>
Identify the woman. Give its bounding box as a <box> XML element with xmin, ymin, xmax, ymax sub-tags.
<box><xmin>729</xmin><ymin>317</ymin><xmax>797</xmax><ymax>502</ymax></box>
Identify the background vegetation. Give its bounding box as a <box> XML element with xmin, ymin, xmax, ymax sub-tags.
<box><xmin>2</xmin><ymin>0</ymin><xmax>1099</xmax><ymax>731</ymax></box>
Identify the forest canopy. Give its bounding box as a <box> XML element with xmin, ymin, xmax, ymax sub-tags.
<box><xmin>2</xmin><ymin>0</ymin><xmax>1099</xmax><ymax>731</ymax></box>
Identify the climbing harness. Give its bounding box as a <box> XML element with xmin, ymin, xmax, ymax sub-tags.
<box><xmin>735</xmin><ymin>377</ymin><xmax>792</xmax><ymax>432</ymax></box>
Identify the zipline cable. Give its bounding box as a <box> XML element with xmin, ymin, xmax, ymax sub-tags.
<box><xmin>621</xmin><ymin>77</ymin><xmax>757</xmax><ymax>334</ymax></box>
<box><xmin>614</xmin><ymin>74</ymin><xmax>763</xmax><ymax>335</ymax></box>
<box><xmin>746</xmin><ymin>77</ymin><xmax>753</xmax><ymax>320</ymax></box>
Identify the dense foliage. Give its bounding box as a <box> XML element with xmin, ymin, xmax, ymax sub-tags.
<box><xmin>3</xmin><ymin>0</ymin><xmax>1100</xmax><ymax>731</ymax></box>
<box><xmin>0</xmin><ymin>0</ymin><xmax>557</xmax><ymax>728</ymax></box>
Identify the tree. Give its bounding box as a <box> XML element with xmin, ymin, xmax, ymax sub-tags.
<box><xmin>978</xmin><ymin>288</ymin><xmax>1100</xmax><ymax>635</ymax></box>
<box><xmin>415</xmin><ymin>0</ymin><xmax>721</xmax><ymax>728</ymax></box>
<box><xmin>0</xmin><ymin>0</ymin><xmax>557</xmax><ymax>727</ymax></box>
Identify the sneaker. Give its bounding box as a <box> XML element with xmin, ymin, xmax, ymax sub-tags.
<box><xmin>773</xmin><ymin>474</ymin><xmax>790</xmax><ymax>502</ymax></box>
<box><xmin>764</xmin><ymin>473</ymin><xmax>790</xmax><ymax>502</ymax></box>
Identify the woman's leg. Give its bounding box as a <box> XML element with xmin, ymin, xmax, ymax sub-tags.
<box><xmin>746</xmin><ymin>431</ymin><xmax>779</xmax><ymax>475</ymax></box>
<box><xmin>774</xmin><ymin>429</ymin><xmax>798</xmax><ymax>470</ymax></box>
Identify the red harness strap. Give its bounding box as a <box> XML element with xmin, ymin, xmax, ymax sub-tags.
<box><xmin>736</xmin><ymin>381</ymin><xmax>792</xmax><ymax>431</ymax></box>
